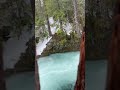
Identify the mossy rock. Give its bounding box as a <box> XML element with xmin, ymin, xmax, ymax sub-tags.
<box><xmin>41</xmin><ymin>31</ymin><xmax>80</xmax><ymax>57</ymax></box>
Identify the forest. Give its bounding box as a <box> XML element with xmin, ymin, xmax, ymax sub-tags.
<box><xmin>35</xmin><ymin>0</ymin><xmax>85</xmax><ymax>60</ymax></box>
<box><xmin>0</xmin><ymin>0</ymin><xmax>119</xmax><ymax>90</ymax></box>
<box><xmin>35</xmin><ymin>0</ymin><xmax>85</xmax><ymax>90</ymax></box>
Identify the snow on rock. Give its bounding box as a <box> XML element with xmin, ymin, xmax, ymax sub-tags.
<box><xmin>3</xmin><ymin>30</ymin><xmax>33</xmax><ymax>70</ymax></box>
<box><xmin>36</xmin><ymin>37</ymin><xmax>52</xmax><ymax>56</ymax></box>
<box><xmin>36</xmin><ymin>17</ymin><xmax>73</xmax><ymax>56</ymax></box>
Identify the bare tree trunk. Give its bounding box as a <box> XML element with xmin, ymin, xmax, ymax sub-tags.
<box><xmin>39</xmin><ymin>0</ymin><xmax>43</xmax><ymax>18</ymax></box>
<box><xmin>72</xmin><ymin>0</ymin><xmax>81</xmax><ymax>36</ymax></box>
<box><xmin>30</xmin><ymin>0</ymin><xmax>35</xmax><ymax>19</ymax></box>
<box><xmin>41</xmin><ymin>0</ymin><xmax>52</xmax><ymax>36</ymax></box>
<box><xmin>59</xmin><ymin>19</ymin><xmax>63</xmax><ymax>31</ymax></box>
<box><xmin>56</xmin><ymin>0</ymin><xmax>63</xmax><ymax>31</ymax></box>
<box><xmin>46</xmin><ymin>14</ymin><xmax>52</xmax><ymax>36</ymax></box>
<box><xmin>30</xmin><ymin>0</ymin><xmax>40</xmax><ymax>90</ymax></box>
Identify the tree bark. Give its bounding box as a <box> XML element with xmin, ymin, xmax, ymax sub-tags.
<box><xmin>106</xmin><ymin>15</ymin><xmax>120</xmax><ymax>90</ymax></box>
<box><xmin>106</xmin><ymin>1</ymin><xmax>120</xmax><ymax>90</ymax></box>
<box><xmin>35</xmin><ymin>59</ymin><xmax>40</xmax><ymax>90</ymax></box>
<box><xmin>0</xmin><ymin>41</ymin><xmax>6</xmax><ymax>90</ymax></box>
<box><xmin>30</xmin><ymin>0</ymin><xmax>40</xmax><ymax>90</ymax></box>
<box><xmin>30</xmin><ymin>0</ymin><xmax>35</xmax><ymax>19</ymax></box>
<box><xmin>59</xmin><ymin>19</ymin><xmax>63</xmax><ymax>31</ymax></box>
<box><xmin>56</xmin><ymin>0</ymin><xmax>63</xmax><ymax>31</ymax></box>
<box><xmin>74</xmin><ymin>32</ymin><xmax>85</xmax><ymax>90</ymax></box>
<box><xmin>46</xmin><ymin>14</ymin><xmax>52</xmax><ymax>36</ymax></box>
<box><xmin>72</xmin><ymin>0</ymin><xmax>81</xmax><ymax>36</ymax></box>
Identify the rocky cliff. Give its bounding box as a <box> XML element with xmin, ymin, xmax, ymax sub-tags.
<box><xmin>40</xmin><ymin>31</ymin><xmax>80</xmax><ymax>57</ymax></box>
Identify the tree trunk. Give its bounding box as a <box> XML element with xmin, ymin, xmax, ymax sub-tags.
<box><xmin>0</xmin><ymin>41</ymin><xmax>6</xmax><ymax>90</ymax></box>
<box><xmin>106</xmin><ymin>1</ymin><xmax>120</xmax><ymax>90</ymax></box>
<box><xmin>35</xmin><ymin>59</ymin><xmax>40</xmax><ymax>90</ymax></box>
<box><xmin>30</xmin><ymin>0</ymin><xmax>40</xmax><ymax>90</ymax></box>
<box><xmin>72</xmin><ymin>0</ymin><xmax>81</xmax><ymax>36</ymax></box>
<box><xmin>46</xmin><ymin>14</ymin><xmax>52</xmax><ymax>36</ymax></box>
<box><xmin>56</xmin><ymin>0</ymin><xmax>63</xmax><ymax>31</ymax></box>
<box><xmin>74</xmin><ymin>32</ymin><xmax>85</xmax><ymax>90</ymax></box>
<box><xmin>30</xmin><ymin>0</ymin><xmax>35</xmax><ymax>19</ymax></box>
<box><xmin>59</xmin><ymin>19</ymin><xmax>63</xmax><ymax>31</ymax></box>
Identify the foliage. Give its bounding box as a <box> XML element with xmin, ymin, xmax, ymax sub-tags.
<box><xmin>69</xmin><ymin>31</ymin><xmax>79</xmax><ymax>39</ymax></box>
<box><xmin>56</xmin><ymin>29</ymin><xmax>66</xmax><ymax>36</ymax></box>
<box><xmin>59</xmin><ymin>38</ymin><xmax>67</xmax><ymax>46</ymax></box>
<box><xmin>35</xmin><ymin>0</ymin><xmax>85</xmax><ymax>41</ymax></box>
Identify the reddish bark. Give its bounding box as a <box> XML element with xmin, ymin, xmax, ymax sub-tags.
<box><xmin>75</xmin><ymin>32</ymin><xmax>85</xmax><ymax>90</ymax></box>
<box><xmin>106</xmin><ymin>2</ymin><xmax>120</xmax><ymax>89</ymax></box>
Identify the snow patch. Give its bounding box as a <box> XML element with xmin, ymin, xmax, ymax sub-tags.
<box><xmin>36</xmin><ymin>37</ymin><xmax>52</xmax><ymax>55</ymax></box>
<box><xmin>3</xmin><ymin>30</ymin><xmax>33</xmax><ymax>70</ymax></box>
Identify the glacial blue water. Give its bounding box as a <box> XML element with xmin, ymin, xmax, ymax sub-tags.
<box><xmin>38</xmin><ymin>51</ymin><xmax>107</xmax><ymax>90</ymax></box>
<box><xmin>6</xmin><ymin>52</ymin><xmax>107</xmax><ymax>90</ymax></box>
<box><xmin>37</xmin><ymin>51</ymin><xmax>80</xmax><ymax>90</ymax></box>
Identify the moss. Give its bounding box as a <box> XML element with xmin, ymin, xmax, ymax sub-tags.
<box><xmin>56</xmin><ymin>29</ymin><xmax>66</xmax><ymax>37</ymax></box>
<box><xmin>59</xmin><ymin>38</ymin><xmax>67</xmax><ymax>46</ymax></box>
<box><xmin>40</xmin><ymin>31</ymin><xmax>80</xmax><ymax>57</ymax></box>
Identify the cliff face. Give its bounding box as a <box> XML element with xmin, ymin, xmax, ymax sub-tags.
<box><xmin>75</xmin><ymin>32</ymin><xmax>85</xmax><ymax>90</ymax></box>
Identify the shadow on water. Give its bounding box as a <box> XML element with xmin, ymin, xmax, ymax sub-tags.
<box><xmin>6</xmin><ymin>72</ymin><xmax>34</xmax><ymax>90</ymax></box>
<box><xmin>86</xmin><ymin>60</ymin><xmax>107</xmax><ymax>90</ymax></box>
<box><xmin>57</xmin><ymin>83</ymin><xmax>74</xmax><ymax>90</ymax></box>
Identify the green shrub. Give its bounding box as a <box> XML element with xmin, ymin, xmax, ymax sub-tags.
<box><xmin>59</xmin><ymin>38</ymin><xmax>67</xmax><ymax>46</ymax></box>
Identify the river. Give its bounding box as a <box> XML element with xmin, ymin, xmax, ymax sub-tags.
<box><xmin>6</xmin><ymin>52</ymin><xmax>107</xmax><ymax>90</ymax></box>
<box><xmin>37</xmin><ymin>51</ymin><xmax>107</xmax><ymax>90</ymax></box>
